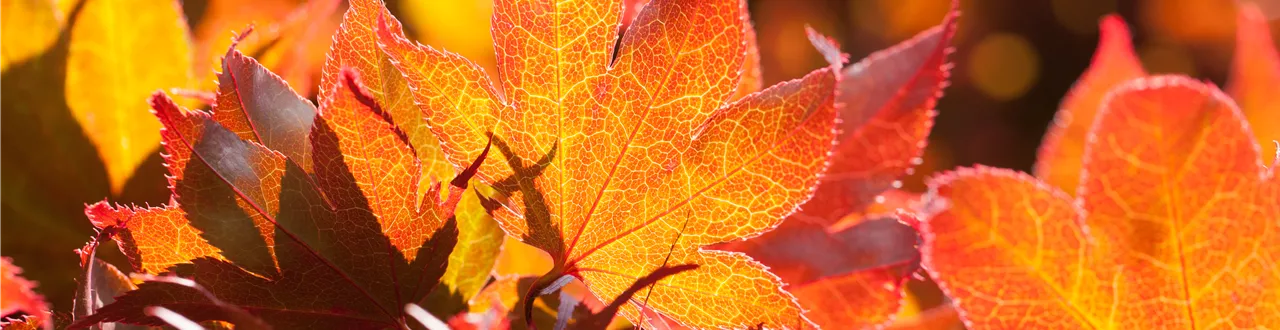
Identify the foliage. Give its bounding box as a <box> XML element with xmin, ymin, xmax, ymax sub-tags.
<box><xmin>10</xmin><ymin>0</ymin><xmax>1277</xmax><ymax>329</ymax></box>
<box><xmin>918</xmin><ymin>6</ymin><xmax>1280</xmax><ymax>329</ymax></box>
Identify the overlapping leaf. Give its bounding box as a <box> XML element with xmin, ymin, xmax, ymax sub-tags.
<box><xmin>0</xmin><ymin>0</ymin><xmax>62</xmax><ymax>72</ymax></box>
<box><xmin>65</xmin><ymin>0</ymin><xmax>194</xmax><ymax>194</ymax></box>
<box><xmin>320</xmin><ymin>0</ymin><xmax>457</xmax><ymax>189</ymax></box>
<box><xmin>74</xmin><ymin>43</ymin><xmax>487</xmax><ymax>327</ymax></box>
<box><xmin>377</xmin><ymin>0</ymin><xmax>841</xmax><ymax>327</ymax></box>
<box><xmin>1037</xmin><ymin>4</ymin><xmax>1280</xmax><ymax>193</ymax></box>
<box><xmin>1226</xmin><ymin>3</ymin><xmax>1280</xmax><ymax>152</ymax></box>
<box><xmin>1</xmin><ymin>257</ymin><xmax>50</xmax><ymax>330</ymax></box>
<box><xmin>1</xmin><ymin>0</ymin><xmax>115</xmax><ymax>309</ymax></box>
<box><xmin>727</xmin><ymin>216</ymin><xmax>920</xmax><ymax>329</ymax></box>
<box><xmin>718</xmin><ymin>3</ymin><xmax>956</xmax><ymax>328</ymax></box>
<box><xmin>87</xmin><ymin>39</ymin><xmax>319</xmax><ymax>275</ymax></box>
<box><xmin>2</xmin><ymin>0</ymin><xmax>352</xmax><ymax>309</ymax></box>
<box><xmin>921</xmin><ymin>76</ymin><xmax>1280</xmax><ymax>328</ymax></box>
<box><xmin>322</xmin><ymin>0</ymin><xmax>505</xmax><ymax>307</ymax></box>
<box><xmin>787</xmin><ymin>4</ymin><xmax>955</xmax><ymax>226</ymax></box>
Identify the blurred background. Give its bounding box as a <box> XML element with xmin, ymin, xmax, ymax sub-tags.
<box><xmin>3</xmin><ymin>0</ymin><xmax>1276</xmax><ymax>322</ymax></box>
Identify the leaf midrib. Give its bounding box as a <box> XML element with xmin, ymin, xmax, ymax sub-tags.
<box><xmin>163</xmin><ymin>114</ymin><xmax>398</xmax><ymax>323</ymax></box>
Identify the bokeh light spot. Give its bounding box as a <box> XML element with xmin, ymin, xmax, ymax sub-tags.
<box><xmin>1051</xmin><ymin>0</ymin><xmax>1117</xmax><ymax>35</ymax></box>
<box><xmin>968</xmin><ymin>32</ymin><xmax>1040</xmax><ymax>100</ymax></box>
<box><xmin>853</xmin><ymin>0</ymin><xmax>951</xmax><ymax>41</ymax></box>
<box><xmin>1141</xmin><ymin>0</ymin><xmax>1236</xmax><ymax>44</ymax></box>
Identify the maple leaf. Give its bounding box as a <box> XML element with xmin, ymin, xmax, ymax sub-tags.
<box><xmin>1226</xmin><ymin>3</ymin><xmax>1280</xmax><ymax>155</ymax></box>
<box><xmin>65</xmin><ymin>0</ymin><xmax>194</xmax><ymax>194</ymax></box>
<box><xmin>2</xmin><ymin>257</ymin><xmax>51</xmax><ymax>330</ymax></box>
<box><xmin>0</xmin><ymin>0</ymin><xmax>61</xmax><ymax>72</ymax></box>
<box><xmin>718</xmin><ymin>2</ymin><xmax>956</xmax><ymax>328</ymax></box>
<box><xmin>2</xmin><ymin>0</ymin><xmax>125</xmax><ymax>309</ymax></box>
<box><xmin>721</xmin><ymin>215</ymin><xmax>920</xmax><ymax>329</ymax></box>
<box><xmin>787</xmin><ymin>6</ymin><xmax>955</xmax><ymax>226</ymax></box>
<box><xmin>2</xmin><ymin>0</ymin><xmax>345</xmax><ymax>309</ymax></box>
<box><xmin>73</xmin><ymin>51</ymin><xmax>489</xmax><ymax>328</ymax></box>
<box><xmin>376</xmin><ymin>0</ymin><xmax>840</xmax><ymax>327</ymax></box>
<box><xmin>920</xmin><ymin>76</ymin><xmax>1280</xmax><ymax>328</ymax></box>
<box><xmin>322</xmin><ymin>0</ymin><xmax>505</xmax><ymax>308</ymax></box>
<box><xmin>70</xmin><ymin>230</ymin><xmax>156</xmax><ymax>330</ymax></box>
<box><xmin>1036</xmin><ymin>4</ymin><xmax>1280</xmax><ymax>194</ymax></box>
<box><xmin>85</xmin><ymin>36</ymin><xmax>320</xmax><ymax>275</ymax></box>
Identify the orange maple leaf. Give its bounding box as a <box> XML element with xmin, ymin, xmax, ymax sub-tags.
<box><xmin>921</xmin><ymin>76</ymin><xmax>1280</xmax><ymax>328</ymax></box>
<box><xmin>322</xmin><ymin>0</ymin><xmax>506</xmax><ymax>305</ymax></box>
<box><xmin>719</xmin><ymin>2</ymin><xmax>957</xmax><ymax>328</ymax></box>
<box><xmin>376</xmin><ymin>0</ymin><xmax>840</xmax><ymax>327</ymax></box>
<box><xmin>1</xmin><ymin>257</ymin><xmax>51</xmax><ymax>330</ymax></box>
<box><xmin>76</xmin><ymin>37</ymin><xmax>488</xmax><ymax>328</ymax></box>
<box><xmin>1036</xmin><ymin>4</ymin><xmax>1280</xmax><ymax>194</ymax></box>
<box><xmin>86</xmin><ymin>35</ymin><xmax>319</xmax><ymax>275</ymax></box>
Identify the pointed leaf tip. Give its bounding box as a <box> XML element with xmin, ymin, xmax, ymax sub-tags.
<box><xmin>226</xmin><ymin>24</ymin><xmax>255</xmax><ymax>55</ymax></box>
<box><xmin>84</xmin><ymin>200</ymin><xmax>118</xmax><ymax>229</ymax></box>
<box><xmin>806</xmin><ymin>26</ymin><xmax>846</xmax><ymax>67</ymax></box>
<box><xmin>1</xmin><ymin>257</ymin><xmax>51</xmax><ymax>330</ymax></box>
<box><xmin>148</xmin><ymin>91</ymin><xmax>185</xmax><ymax>123</ymax></box>
<box><xmin>1033</xmin><ymin>12</ymin><xmax>1145</xmax><ymax>194</ymax></box>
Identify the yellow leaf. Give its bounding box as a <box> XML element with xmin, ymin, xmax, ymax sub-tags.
<box><xmin>1</xmin><ymin>0</ymin><xmax>62</xmax><ymax>72</ymax></box>
<box><xmin>65</xmin><ymin>0</ymin><xmax>193</xmax><ymax>194</ymax></box>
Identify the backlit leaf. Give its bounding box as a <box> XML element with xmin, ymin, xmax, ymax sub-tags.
<box><xmin>789</xmin><ymin>0</ymin><xmax>956</xmax><ymax>226</ymax></box>
<box><xmin>1034</xmin><ymin>15</ymin><xmax>1146</xmax><ymax>194</ymax></box>
<box><xmin>1227</xmin><ymin>3</ymin><xmax>1280</xmax><ymax>149</ymax></box>
<box><xmin>0</xmin><ymin>0</ymin><xmax>62</xmax><ymax>72</ymax></box>
<box><xmin>728</xmin><ymin>216</ymin><xmax>919</xmax><ymax>329</ymax></box>
<box><xmin>65</xmin><ymin>0</ymin><xmax>193</xmax><ymax>194</ymax></box>
<box><xmin>720</xmin><ymin>4</ymin><xmax>955</xmax><ymax>327</ymax></box>
<box><xmin>2</xmin><ymin>0</ymin><xmax>115</xmax><ymax>304</ymax></box>
<box><xmin>212</xmin><ymin>35</ymin><xmax>318</xmax><ymax>173</ymax></box>
<box><xmin>378</xmin><ymin>0</ymin><xmax>840</xmax><ymax>327</ymax></box>
<box><xmin>573</xmin><ymin>264</ymin><xmax>697</xmax><ymax>330</ymax></box>
<box><xmin>921</xmin><ymin>76</ymin><xmax>1280</xmax><ymax>328</ymax></box>
<box><xmin>85</xmin><ymin>200</ymin><xmax>220</xmax><ymax>274</ymax></box>
<box><xmin>732</xmin><ymin>16</ymin><xmax>762</xmax><ymax>101</ymax></box>
<box><xmin>320</xmin><ymin>0</ymin><xmax>456</xmax><ymax>196</ymax></box>
<box><xmin>250</xmin><ymin>0</ymin><xmax>343</xmax><ymax>97</ymax></box>
<box><xmin>74</xmin><ymin>66</ymin><xmax>480</xmax><ymax>329</ymax></box>
<box><xmin>70</xmin><ymin>231</ymin><xmax>149</xmax><ymax>330</ymax></box>
<box><xmin>1</xmin><ymin>257</ymin><xmax>50</xmax><ymax>330</ymax></box>
<box><xmin>439</xmin><ymin>187</ymin><xmax>505</xmax><ymax>304</ymax></box>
